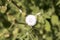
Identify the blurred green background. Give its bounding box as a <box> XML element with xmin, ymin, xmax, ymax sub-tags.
<box><xmin>0</xmin><ymin>0</ymin><xmax>60</xmax><ymax>40</ymax></box>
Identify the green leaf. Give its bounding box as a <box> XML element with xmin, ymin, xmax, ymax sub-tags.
<box><xmin>56</xmin><ymin>0</ymin><xmax>60</xmax><ymax>6</ymax></box>
<box><xmin>30</xmin><ymin>6</ymin><xmax>40</xmax><ymax>14</ymax></box>
<box><xmin>51</xmin><ymin>15</ymin><xmax>59</xmax><ymax>25</ymax></box>
<box><xmin>45</xmin><ymin>20</ymin><xmax>51</xmax><ymax>32</ymax></box>
<box><xmin>46</xmin><ymin>37</ymin><xmax>52</xmax><ymax>40</ymax></box>
<box><xmin>38</xmin><ymin>16</ymin><xmax>45</xmax><ymax>24</ymax></box>
<box><xmin>0</xmin><ymin>6</ymin><xmax>7</xmax><ymax>13</ymax></box>
<box><xmin>35</xmin><ymin>23</ymin><xmax>41</xmax><ymax>28</ymax></box>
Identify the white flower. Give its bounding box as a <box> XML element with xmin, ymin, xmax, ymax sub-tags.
<box><xmin>26</xmin><ymin>15</ymin><xmax>37</xmax><ymax>26</ymax></box>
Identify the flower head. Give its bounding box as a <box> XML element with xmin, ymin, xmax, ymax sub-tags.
<box><xmin>26</xmin><ymin>15</ymin><xmax>37</xmax><ymax>26</ymax></box>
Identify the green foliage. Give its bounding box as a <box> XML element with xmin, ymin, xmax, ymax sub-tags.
<box><xmin>51</xmin><ymin>15</ymin><xmax>59</xmax><ymax>25</ymax></box>
<box><xmin>0</xmin><ymin>0</ymin><xmax>60</xmax><ymax>40</ymax></box>
<box><xmin>45</xmin><ymin>20</ymin><xmax>51</xmax><ymax>32</ymax></box>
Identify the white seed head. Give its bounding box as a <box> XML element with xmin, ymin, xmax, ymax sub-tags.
<box><xmin>26</xmin><ymin>15</ymin><xmax>37</xmax><ymax>26</ymax></box>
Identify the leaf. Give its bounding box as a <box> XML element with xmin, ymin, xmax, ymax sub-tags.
<box><xmin>38</xmin><ymin>16</ymin><xmax>45</xmax><ymax>24</ymax></box>
<box><xmin>51</xmin><ymin>15</ymin><xmax>59</xmax><ymax>25</ymax></box>
<box><xmin>33</xmin><ymin>36</ymin><xmax>38</xmax><ymax>40</ymax></box>
<box><xmin>0</xmin><ymin>6</ymin><xmax>7</xmax><ymax>13</ymax></box>
<box><xmin>56</xmin><ymin>0</ymin><xmax>60</xmax><ymax>6</ymax></box>
<box><xmin>30</xmin><ymin>5</ymin><xmax>40</xmax><ymax>14</ymax></box>
<box><xmin>0</xmin><ymin>21</ymin><xmax>3</xmax><ymax>28</ymax></box>
<box><xmin>46</xmin><ymin>37</ymin><xmax>52</xmax><ymax>40</ymax></box>
<box><xmin>45</xmin><ymin>20</ymin><xmax>51</xmax><ymax>32</ymax></box>
<box><xmin>35</xmin><ymin>23</ymin><xmax>41</xmax><ymax>28</ymax></box>
<box><xmin>43</xmin><ymin>7</ymin><xmax>55</xmax><ymax>19</ymax></box>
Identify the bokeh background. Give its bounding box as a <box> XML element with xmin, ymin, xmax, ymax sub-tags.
<box><xmin>0</xmin><ymin>0</ymin><xmax>60</xmax><ymax>40</ymax></box>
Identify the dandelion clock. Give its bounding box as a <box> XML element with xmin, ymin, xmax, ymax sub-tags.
<box><xmin>26</xmin><ymin>15</ymin><xmax>37</xmax><ymax>26</ymax></box>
